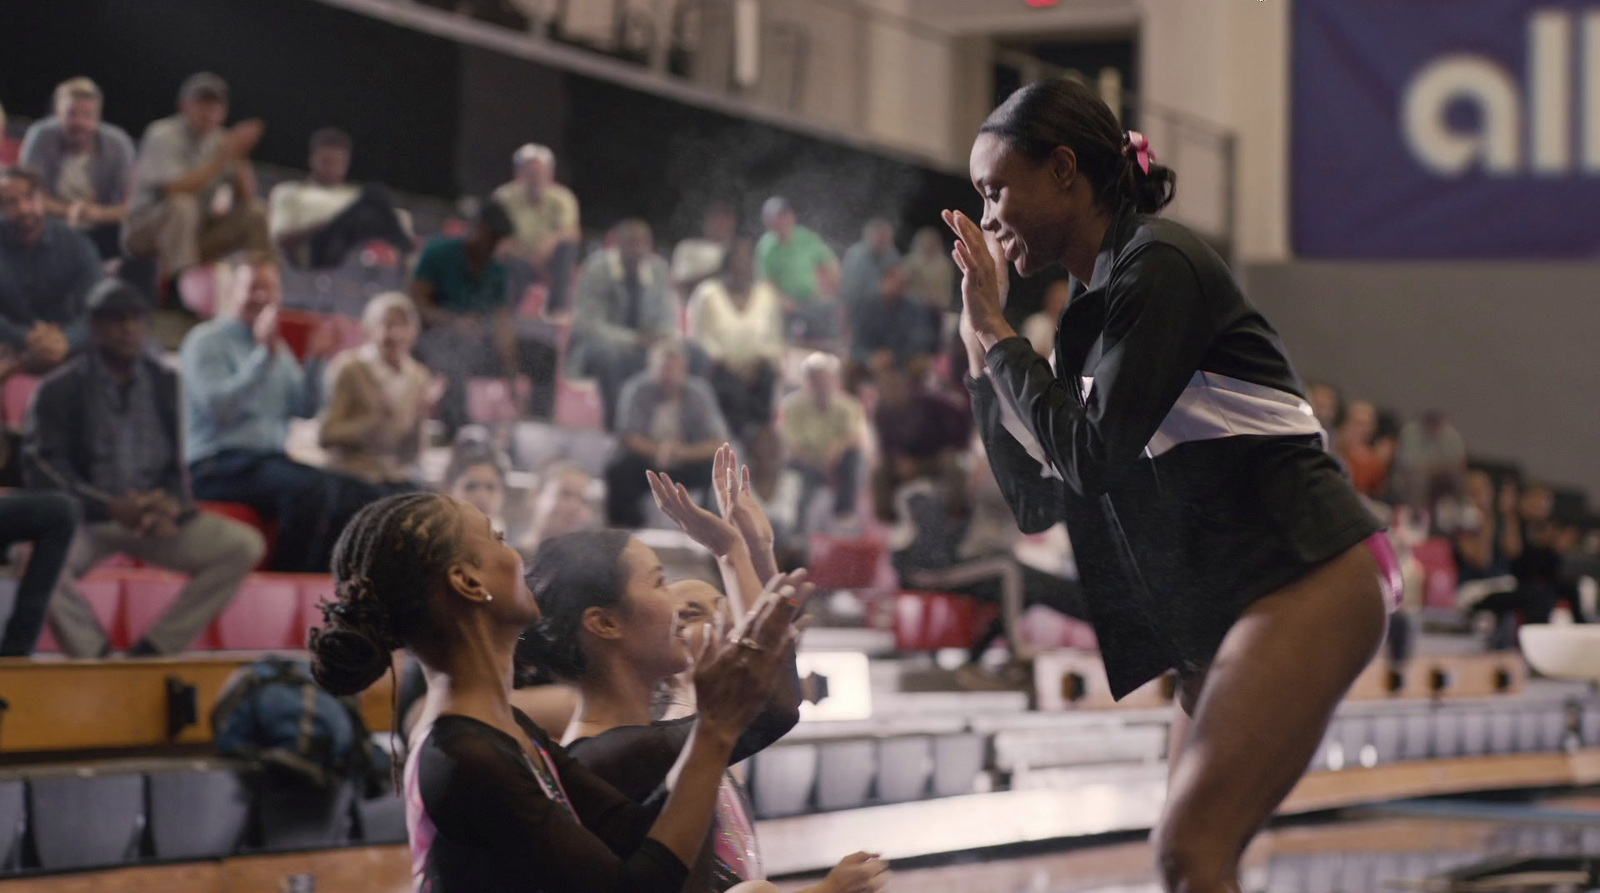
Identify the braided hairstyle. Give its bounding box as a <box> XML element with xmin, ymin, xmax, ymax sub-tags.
<box><xmin>980</xmin><ymin>78</ymin><xmax>1176</xmax><ymax>216</ymax></box>
<box><xmin>310</xmin><ymin>493</ymin><xmax>465</xmax><ymax>696</ymax></box>
<box><xmin>514</xmin><ymin>530</ymin><xmax>633</xmax><ymax>682</ymax></box>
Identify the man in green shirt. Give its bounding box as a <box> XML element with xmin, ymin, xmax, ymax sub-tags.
<box><xmin>755</xmin><ymin>196</ymin><xmax>840</xmax><ymax>345</ymax></box>
<box><xmin>411</xmin><ymin>200</ymin><xmax>516</xmax><ymax>435</ymax></box>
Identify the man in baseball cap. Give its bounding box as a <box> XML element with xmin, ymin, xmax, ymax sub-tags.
<box><xmin>124</xmin><ymin>71</ymin><xmax>272</xmax><ymax>292</ymax></box>
<box><xmin>24</xmin><ymin>275</ymin><xmax>265</xmax><ymax>657</ymax></box>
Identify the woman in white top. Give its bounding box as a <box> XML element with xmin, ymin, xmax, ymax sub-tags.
<box><xmin>319</xmin><ymin>291</ymin><xmax>435</xmax><ymax>491</ymax></box>
<box><xmin>687</xmin><ymin>238</ymin><xmax>785</xmax><ymax>443</ymax></box>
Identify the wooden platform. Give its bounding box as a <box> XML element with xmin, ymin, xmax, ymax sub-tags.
<box><xmin>756</xmin><ymin>748</ymin><xmax>1600</xmax><ymax>875</ymax></box>
<box><xmin>0</xmin><ymin>656</ymin><xmax>395</xmax><ymax>755</ymax></box>
<box><xmin>0</xmin><ymin>846</ymin><xmax>408</xmax><ymax>893</ymax></box>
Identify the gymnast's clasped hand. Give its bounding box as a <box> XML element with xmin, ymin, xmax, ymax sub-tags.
<box><xmin>943</xmin><ymin>209</ymin><xmax>1017</xmax><ymax>378</ymax></box>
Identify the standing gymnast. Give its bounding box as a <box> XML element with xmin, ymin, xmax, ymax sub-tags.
<box><xmin>310</xmin><ymin>492</ymin><xmax>804</xmax><ymax>892</ymax></box>
<box><xmin>945</xmin><ymin>78</ymin><xmax>1395</xmax><ymax>893</ymax></box>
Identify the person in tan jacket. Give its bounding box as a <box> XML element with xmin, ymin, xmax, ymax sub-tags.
<box><xmin>319</xmin><ymin>291</ymin><xmax>437</xmax><ymax>491</ymax></box>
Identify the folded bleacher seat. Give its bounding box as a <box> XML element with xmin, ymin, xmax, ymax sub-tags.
<box><xmin>148</xmin><ymin>767</ymin><xmax>249</xmax><ymax>860</ymax></box>
<box><xmin>251</xmin><ymin>776</ymin><xmax>355</xmax><ymax>852</ymax></box>
<box><xmin>748</xmin><ymin>745</ymin><xmax>818</xmax><ymax>819</ymax></box>
<box><xmin>0</xmin><ymin>780</ymin><xmax>23</xmax><ymax>871</ymax></box>
<box><xmin>28</xmin><ymin>771</ymin><xmax>145</xmax><ymax>870</ymax></box>
<box><xmin>814</xmin><ymin>739</ymin><xmax>876</xmax><ymax>811</ymax></box>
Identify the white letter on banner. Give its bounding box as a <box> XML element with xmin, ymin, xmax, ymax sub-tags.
<box><xmin>1530</xmin><ymin>9</ymin><xmax>1572</xmax><ymax>174</ymax></box>
<box><xmin>1403</xmin><ymin>55</ymin><xmax>1522</xmax><ymax>175</ymax></box>
<box><xmin>1584</xmin><ymin>11</ymin><xmax>1600</xmax><ymax>171</ymax></box>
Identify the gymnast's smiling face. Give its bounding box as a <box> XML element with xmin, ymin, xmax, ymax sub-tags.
<box><xmin>969</xmin><ymin>131</ymin><xmax>1081</xmax><ymax>278</ymax></box>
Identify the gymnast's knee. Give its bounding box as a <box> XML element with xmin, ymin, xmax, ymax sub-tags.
<box><xmin>1152</xmin><ymin>817</ymin><xmax>1238</xmax><ymax>893</ymax></box>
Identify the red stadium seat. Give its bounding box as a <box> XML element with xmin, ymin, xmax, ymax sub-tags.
<box><xmin>807</xmin><ymin>534</ymin><xmax>888</xmax><ymax>591</ymax></box>
<box><xmin>1411</xmin><ymin>537</ymin><xmax>1460</xmax><ymax>610</ymax></box>
<box><xmin>554</xmin><ymin>378</ymin><xmax>604</xmax><ymax>431</ymax></box>
<box><xmin>893</xmin><ymin>591</ymin><xmax>999</xmax><ymax>652</ymax></box>
<box><xmin>122</xmin><ymin>570</ymin><xmax>216</xmax><ymax>650</ymax></box>
<box><xmin>33</xmin><ymin>574</ymin><xmax>128</xmax><ymax>654</ymax></box>
<box><xmin>2</xmin><ymin>375</ymin><xmax>41</xmax><ymax>430</ymax></box>
<box><xmin>0</xmin><ymin>137</ymin><xmax>18</xmax><ymax>167</ymax></box>
<box><xmin>277</xmin><ymin>309</ymin><xmax>321</xmax><ymax>361</ymax></box>
<box><xmin>211</xmin><ymin>575</ymin><xmax>303</xmax><ymax>651</ymax></box>
<box><xmin>198</xmin><ymin>502</ymin><xmax>277</xmax><ymax>571</ymax></box>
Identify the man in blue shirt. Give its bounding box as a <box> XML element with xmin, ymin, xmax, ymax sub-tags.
<box><xmin>0</xmin><ymin>166</ymin><xmax>100</xmax><ymax>376</ymax></box>
<box><xmin>413</xmin><ymin>200</ymin><xmax>519</xmax><ymax>435</ymax></box>
<box><xmin>180</xmin><ymin>252</ymin><xmax>351</xmax><ymax>573</ymax></box>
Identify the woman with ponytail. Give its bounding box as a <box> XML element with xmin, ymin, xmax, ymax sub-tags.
<box><xmin>520</xmin><ymin>446</ymin><xmax>890</xmax><ymax>893</ymax></box>
<box><xmin>310</xmin><ymin>491</ymin><xmax>803</xmax><ymax>892</ymax></box>
<box><xmin>945</xmin><ymin>78</ymin><xmax>1399</xmax><ymax>892</ymax></box>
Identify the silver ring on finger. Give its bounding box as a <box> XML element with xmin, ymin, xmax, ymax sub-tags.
<box><xmin>736</xmin><ymin>636</ymin><xmax>765</xmax><ymax>653</ymax></box>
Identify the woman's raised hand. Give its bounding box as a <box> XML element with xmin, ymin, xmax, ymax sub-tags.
<box><xmin>713</xmin><ymin>445</ymin><xmax>776</xmax><ymax>558</ymax></box>
<box><xmin>647</xmin><ymin>445</ymin><xmax>744</xmax><ymax>557</ymax></box>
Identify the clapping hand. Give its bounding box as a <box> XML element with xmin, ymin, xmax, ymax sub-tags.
<box><xmin>647</xmin><ymin>447</ymin><xmax>743</xmax><ymax>557</ymax></box>
<box><xmin>818</xmin><ymin>852</ymin><xmax>893</xmax><ymax>893</ymax></box>
<box><xmin>691</xmin><ymin>570</ymin><xmax>810</xmax><ymax>735</ymax></box>
<box><xmin>712</xmin><ymin>445</ymin><xmax>776</xmax><ymax>558</ymax></box>
<box><xmin>943</xmin><ymin>209</ymin><xmax>1012</xmax><ymax>375</ymax></box>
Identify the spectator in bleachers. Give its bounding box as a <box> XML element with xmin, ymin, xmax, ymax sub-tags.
<box><xmin>777</xmin><ymin>352</ymin><xmax>864</xmax><ymax>531</ymax></box>
<box><xmin>1335</xmin><ymin>400</ymin><xmax>1395</xmax><ymax>498</ymax></box>
<box><xmin>19</xmin><ymin>77</ymin><xmax>135</xmax><ymax>260</ymax></box>
<box><xmin>25</xmin><ymin>279</ymin><xmax>264</xmax><ymax>657</ymax></box>
<box><xmin>1022</xmin><ymin>279</ymin><xmax>1072</xmax><ymax>360</ymax></box>
<box><xmin>903</xmin><ymin>225</ymin><xmax>956</xmax><ymax>311</ymax></box>
<box><xmin>443</xmin><ymin>437</ymin><xmax>509</xmax><ymax>535</ymax></box>
<box><xmin>123</xmin><ymin>73</ymin><xmax>272</xmax><ymax>287</ymax></box>
<box><xmin>687</xmin><ymin>236</ymin><xmax>783</xmax><ymax>444</ymax></box>
<box><xmin>519</xmin><ymin>461</ymin><xmax>599</xmax><ymax>556</ymax></box>
<box><xmin>412</xmin><ymin>199</ymin><xmax>517</xmax><ymax>436</ymax></box>
<box><xmin>493</xmin><ymin>143</ymin><xmax>580</xmax><ymax>314</ymax></box>
<box><xmin>756</xmin><ymin>196</ymin><xmax>840</xmax><ymax>344</ymax></box>
<box><xmin>669</xmin><ymin>201</ymin><xmax>736</xmax><ymax>296</ymax></box>
<box><xmin>849</xmin><ymin>263</ymin><xmax>941</xmax><ymax>369</ymax></box>
<box><xmin>1455</xmin><ymin>470</ymin><xmax>1519</xmax><ymax>586</ymax></box>
<box><xmin>1307</xmin><ymin>381</ymin><xmax>1344</xmax><ymax>435</ymax></box>
<box><xmin>1393</xmin><ymin>409</ymin><xmax>1469</xmax><ymax>511</ymax></box>
<box><xmin>268</xmin><ymin>127</ymin><xmax>413</xmax><ymax>269</ymax></box>
<box><xmin>604</xmin><ymin>340</ymin><xmax>728</xmax><ymax>528</ymax></box>
<box><xmin>892</xmin><ymin>439</ymin><xmax>1086</xmax><ymax>680</ymax></box>
<box><xmin>182</xmin><ymin>251</ymin><xmax>352</xmax><ymax>574</ymax></box>
<box><xmin>570</xmin><ymin>219</ymin><xmax>679</xmax><ymax>430</ymax></box>
<box><xmin>0</xmin><ymin>165</ymin><xmax>99</xmax><ymax>374</ymax></box>
<box><xmin>0</xmin><ymin>491</ymin><xmax>79</xmax><ymax>656</ymax></box>
<box><xmin>872</xmin><ymin>360</ymin><xmax>971</xmax><ymax>520</ymax></box>
<box><xmin>839</xmin><ymin>218</ymin><xmax>901</xmax><ymax>319</ymax></box>
<box><xmin>318</xmin><ymin>291</ymin><xmax>434</xmax><ymax>492</ymax></box>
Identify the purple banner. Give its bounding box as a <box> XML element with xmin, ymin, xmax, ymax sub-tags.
<box><xmin>1293</xmin><ymin>0</ymin><xmax>1600</xmax><ymax>257</ymax></box>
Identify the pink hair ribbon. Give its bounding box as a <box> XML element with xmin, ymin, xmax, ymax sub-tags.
<box><xmin>1124</xmin><ymin>131</ymin><xmax>1156</xmax><ymax>175</ymax></box>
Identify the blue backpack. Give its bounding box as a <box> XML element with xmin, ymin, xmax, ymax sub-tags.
<box><xmin>212</xmin><ymin>657</ymin><xmax>388</xmax><ymax>793</ymax></box>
